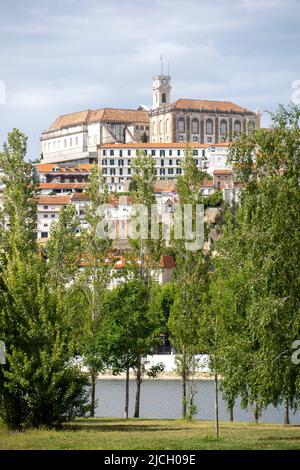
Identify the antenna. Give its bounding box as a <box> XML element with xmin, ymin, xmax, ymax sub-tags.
<box><xmin>167</xmin><ymin>60</ymin><xmax>170</xmax><ymax>76</ymax></box>
<box><xmin>160</xmin><ymin>54</ymin><xmax>164</xmax><ymax>75</ymax></box>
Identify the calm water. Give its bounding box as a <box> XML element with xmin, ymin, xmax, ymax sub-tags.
<box><xmin>95</xmin><ymin>379</ymin><xmax>300</xmax><ymax>424</ymax></box>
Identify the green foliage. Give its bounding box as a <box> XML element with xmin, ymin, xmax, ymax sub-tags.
<box><xmin>204</xmin><ymin>190</ymin><xmax>223</xmax><ymax>208</ymax></box>
<box><xmin>210</xmin><ymin>104</ymin><xmax>300</xmax><ymax>414</ymax></box>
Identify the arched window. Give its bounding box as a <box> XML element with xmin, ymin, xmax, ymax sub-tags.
<box><xmin>152</xmin><ymin>121</ymin><xmax>156</xmax><ymax>136</ymax></box>
<box><xmin>178</xmin><ymin>117</ymin><xmax>185</xmax><ymax>133</ymax></box>
<box><xmin>220</xmin><ymin>120</ymin><xmax>227</xmax><ymax>135</ymax></box>
<box><xmin>166</xmin><ymin>118</ymin><xmax>169</xmax><ymax>133</ymax></box>
<box><xmin>248</xmin><ymin>121</ymin><xmax>255</xmax><ymax>134</ymax></box>
<box><xmin>234</xmin><ymin>120</ymin><xmax>241</xmax><ymax>134</ymax></box>
<box><xmin>206</xmin><ymin>119</ymin><xmax>213</xmax><ymax>135</ymax></box>
<box><xmin>162</xmin><ymin>93</ymin><xmax>167</xmax><ymax>104</ymax></box>
<box><xmin>159</xmin><ymin>120</ymin><xmax>163</xmax><ymax>134</ymax></box>
<box><xmin>192</xmin><ymin>118</ymin><xmax>199</xmax><ymax>134</ymax></box>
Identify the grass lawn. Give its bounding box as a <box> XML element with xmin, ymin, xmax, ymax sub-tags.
<box><xmin>1</xmin><ymin>418</ymin><xmax>300</xmax><ymax>450</ymax></box>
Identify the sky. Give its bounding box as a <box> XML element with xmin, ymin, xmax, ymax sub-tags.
<box><xmin>0</xmin><ymin>0</ymin><xmax>299</xmax><ymax>160</ymax></box>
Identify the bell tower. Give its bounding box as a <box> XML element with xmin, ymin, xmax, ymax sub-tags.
<box><xmin>152</xmin><ymin>74</ymin><xmax>171</xmax><ymax>109</ymax></box>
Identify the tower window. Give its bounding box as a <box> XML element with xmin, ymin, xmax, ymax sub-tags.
<box><xmin>220</xmin><ymin>120</ymin><xmax>227</xmax><ymax>135</ymax></box>
<box><xmin>162</xmin><ymin>93</ymin><xmax>167</xmax><ymax>104</ymax></box>
<box><xmin>234</xmin><ymin>120</ymin><xmax>241</xmax><ymax>134</ymax></box>
<box><xmin>178</xmin><ymin>117</ymin><xmax>185</xmax><ymax>133</ymax></box>
<box><xmin>206</xmin><ymin>119</ymin><xmax>213</xmax><ymax>135</ymax></box>
<box><xmin>192</xmin><ymin>118</ymin><xmax>199</xmax><ymax>134</ymax></box>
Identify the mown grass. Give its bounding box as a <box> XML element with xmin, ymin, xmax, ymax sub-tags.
<box><xmin>1</xmin><ymin>418</ymin><xmax>300</xmax><ymax>450</ymax></box>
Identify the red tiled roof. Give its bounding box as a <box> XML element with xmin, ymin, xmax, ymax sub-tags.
<box><xmin>71</xmin><ymin>192</ymin><xmax>90</xmax><ymax>202</ymax></box>
<box><xmin>46</xmin><ymin>108</ymin><xmax>149</xmax><ymax>132</ymax></box>
<box><xmin>36</xmin><ymin>195</ymin><xmax>71</xmax><ymax>205</ymax></box>
<box><xmin>172</xmin><ymin>98</ymin><xmax>253</xmax><ymax>114</ymax></box>
<box><xmin>37</xmin><ymin>163</ymin><xmax>93</xmax><ymax>173</ymax></box>
<box><xmin>38</xmin><ymin>183</ymin><xmax>87</xmax><ymax>189</ymax></box>
<box><xmin>213</xmin><ymin>169</ymin><xmax>233</xmax><ymax>175</ymax></box>
<box><xmin>99</xmin><ymin>142</ymin><xmax>208</xmax><ymax>149</ymax></box>
<box><xmin>201</xmin><ymin>179</ymin><xmax>215</xmax><ymax>187</ymax></box>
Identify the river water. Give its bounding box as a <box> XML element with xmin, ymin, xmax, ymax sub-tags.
<box><xmin>95</xmin><ymin>379</ymin><xmax>300</xmax><ymax>424</ymax></box>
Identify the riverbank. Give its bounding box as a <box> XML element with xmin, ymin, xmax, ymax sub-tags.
<box><xmin>98</xmin><ymin>371</ymin><xmax>213</xmax><ymax>380</ymax></box>
<box><xmin>1</xmin><ymin>419</ymin><xmax>300</xmax><ymax>450</ymax></box>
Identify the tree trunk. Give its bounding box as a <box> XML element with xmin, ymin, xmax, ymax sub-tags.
<box><xmin>134</xmin><ymin>361</ymin><xmax>142</xmax><ymax>418</ymax></box>
<box><xmin>229</xmin><ymin>403</ymin><xmax>234</xmax><ymax>422</ymax></box>
<box><xmin>90</xmin><ymin>370</ymin><xmax>96</xmax><ymax>418</ymax></box>
<box><xmin>124</xmin><ymin>366</ymin><xmax>130</xmax><ymax>419</ymax></box>
<box><xmin>254</xmin><ymin>403</ymin><xmax>259</xmax><ymax>424</ymax></box>
<box><xmin>182</xmin><ymin>352</ymin><xmax>187</xmax><ymax>419</ymax></box>
<box><xmin>215</xmin><ymin>373</ymin><xmax>219</xmax><ymax>438</ymax></box>
<box><xmin>284</xmin><ymin>399</ymin><xmax>290</xmax><ymax>425</ymax></box>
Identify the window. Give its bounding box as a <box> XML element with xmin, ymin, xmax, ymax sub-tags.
<box><xmin>161</xmin><ymin>160</ymin><xmax>164</xmax><ymax>167</ymax></box>
<box><xmin>195</xmin><ymin>159</ymin><xmax>198</xmax><ymax>165</ymax></box>
<box><xmin>160</xmin><ymin>168</ymin><xmax>165</xmax><ymax>175</ymax></box>
<box><xmin>160</xmin><ymin>150</ymin><xmax>165</xmax><ymax>157</ymax></box>
<box><xmin>136</xmin><ymin>125</ymin><xmax>139</xmax><ymax>130</ymax></box>
<box><xmin>127</xmin><ymin>168</ymin><xmax>131</xmax><ymax>175</ymax></box>
<box><xmin>119</xmin><ymin>168</ymin><xmax>123</xmax><ymax>175</ymax></box>
<box><xmin>207</xmin><ymin>137</ymin><xmax>212</xmax><ymax>142</ymax></box>
<box><xmin>169</xmin><ymin>159</ymin><xmax>173</xmax><ymax>165</ymax></box>
<box><xmin>140</xmin><ymin>126</ymin><xmax>144</xmax><ymax>131</ymax></box>
<box><xmin>152</xmin><ymin>122</ymin><xmax>156</xmax><ymax>136</ymax></box>
<box><xmin>193</xmin><ymin>136</ymin><xmax>198</xmax><ymax>142</ymax></box>
<box><xmin>43</xmin><ymin>206</ymin><xmax>48</xmax><ymax>210</ymax></box>
<box><xmin>76</xmin><ymin>137</ymin><xmax>79</xmax><ymax>145</ymax></box>
<box><xmin>177</xmin><ymin>150</ymin><xmax>181</xmax><ymax>156</ymax></box>
<box><xmin>51</xmin><ymin>214</ymin><xmax>55</xmax><ymax>218</ymax></box>
<box><xmin>178</xmin><ymin>117</ymin><xmax>185</xmax><ymax>133</ymax></box>
<box><xmin>110</xmin><ymin>159</ymin><xmax>114</xmax><ymax>166</ymax></box>
<box><xmin>168</xmin><ymin>168</ymin><xmax>173</xmax><ymax>174</ymax></box>
<box><xmin>110</xmin><ymin>168</ymin><xmax>116</xmax><ymax>175</ymax></box>
<box><xmin>169</xmin><ymin>150</ymin><xmax>172</xmax><ymax>156</ymax></box>
<box><xmin>102</xmin><ymin>168</ymin><xmax>107</xmax><ymax>174</ymax></box>
<box><xmin>206</xmin><ymin>119</ymin><xmax>213</xmax><ymax>135</ymax></box>
<box><xmin>193</xmin><ymin>150</ymin><xmax>198</xmax><ymax>156</ymax></box>
<box><xmin>64</xmin><ymin>139</ymin><xmax>67</xmax><ymax>148</ymax></box>
<box><xmin>159</xmin><ymin>120</ymin><xmax>163</xmax><ymax>134</ymax></box>
<box><xmin>248</xmin><ymin>121</ymin><xmax>255</xmax><ymax>134</ymax></box>
<box><xmin>102</xmin><ymin>150</ymin><xmax>106</xmax><ymax>156</ymax></box>
<box><xmin>166</xmin><ymin>119</ymin><xmax>170</xmax><ymax>133</ymax></box>
<box><xmin>234</xmin><ymin>120</ymin><xmax>241</xmax><ymax>134</ymax></box>
<box><xmin>43</xmin><ymin>223</ymin><xmax>48</xmax><ymax>227</ymax></box>
<box><xmin>110</xmin><ymin>150</ymin><xmax>114</xmax><ymax>156</ymax></box>
<box><xmin>41</xmin><ymin>232</ymin><xmax>48</xmax><ymax>238</ymax></box>
<box><xmin>151</xmin><ymin>150</ymin><xmax>156</xmax><ymax>156</ymax></box>
<box><xmin>128</xmin><ymin>150</ymin><xmax>131</xmax><ymax>156</ymax></box>
<box><xmin>179</xmin><ymin>135</ymin><xmax>183</xmax><ymax>141</ymax></box>
<box><xmin>146</xmin><ymin>126</ymin><xmax>149</xmax><ymax>131</ymax></box>
<box><xmin>162</xmin><ymin>93</ymin><xmax>166</xmax><ymax>104</ymax></box>
<box><xmin>220</xmin><ymin>120</ymin><xmax>227</xmax><ymax>135</ymax></box>
<box><xmin>118</xmin><ymin>159</ymin><xmax>124</xmax><ymax>166</ymax></box>
<box><xmin>44</xmin><ymin>214</ymin><xmax>48</xmax><ymax>218</ymax></box>
<box><xmin>176</xmin><ymin>168</ymin><xmax>182</xmax><ymax>174</ymax></box>
<box><xmin>192</xmin><ymin>118</ymin><xmax>199</xmax><ymax>134</ymax></box>
<box><xmin>119</xmin><ymin>150</ymin><xmax>123</xmax><ymax>157</ymax></box>
<box><xmin>102</xmin><ymin>159</ymin><xmax>107</xmax><ymax>166</ymax></box>
<box><xmin>176</xmin><ymin>159</ymin><xmax>180</xmax><ymax>165</ymax></box>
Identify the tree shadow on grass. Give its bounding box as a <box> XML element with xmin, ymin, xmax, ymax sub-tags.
<box><xmin>60</xmin><ymin>423</ymin><xmax>186</xmax><ymax>433</ymax></box>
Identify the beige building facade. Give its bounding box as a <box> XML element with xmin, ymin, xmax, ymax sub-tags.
<box><xmin>150</xmin><ymin>75</ymin><xmax>260</xmax><ymax>144</ymax></box>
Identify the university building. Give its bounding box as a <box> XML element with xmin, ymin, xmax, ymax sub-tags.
<box><xmin>150</xmin><ymin>74</ymin><xmax>260</xmax><ymax>144</ymax></box>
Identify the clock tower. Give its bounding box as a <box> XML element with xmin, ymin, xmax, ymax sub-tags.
<box><xmin>152</xmin><ymin>75</ymin><xmax>171</xmax><ymax>110</ymax></box>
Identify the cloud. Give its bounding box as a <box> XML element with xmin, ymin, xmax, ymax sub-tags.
<box><xmin>0</xmin><ymin>0</ymin><xmax>300</xmax><ymax>159</ymax></box>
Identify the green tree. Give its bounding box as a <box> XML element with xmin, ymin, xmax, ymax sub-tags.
<box><xmin>80</xmin><ymin>164</ymin><xmax>112</xmax><ymax>417</ymax></box>
<box><xmin>211</xmin><ymin>104</ymin><xmax>300</xmax><ymax>424</ymax></box>
<box><xmin>96</xmin><ymin>278</ymin><xmax>163</xmax><ymax>418</ymax></box>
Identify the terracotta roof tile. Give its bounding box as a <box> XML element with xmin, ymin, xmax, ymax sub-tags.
<box><xmin>38</xmin><ymin>183</ymin><xmax>86</xmax><ymax>189</ymax></box>
<box><xmin>213</xmin><ymin>169</ymin><xmax>233</xmax><ymax>175</ymax></box>
<box><xmin>99</xmin><ymin>142</ymin><xmax>208</xmax><ymax>149</ymax></box>
<box><xmin>172</xmin><ymin>98</ymin><xmax>253</xmax><ymax>114</ymax></box>
<box><xmin>36</xmin><ymin>195</ymin><xmax>71</xmax><ymax>205</ymax></box>
<box><xmin>37</xmin><ymin>163</ymin><xmax>93</xmax><ymax>173</ymax></box>
<box><xmin>45</xmin><ymin>108</ymin><xmax>149</xmax><ymax>132</ymax></box>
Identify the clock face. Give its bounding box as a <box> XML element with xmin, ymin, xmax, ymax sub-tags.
<box><xmin>162</xmin><ymin>79</ymin><xmax>168</xmax><ymax>86</ymax></box>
